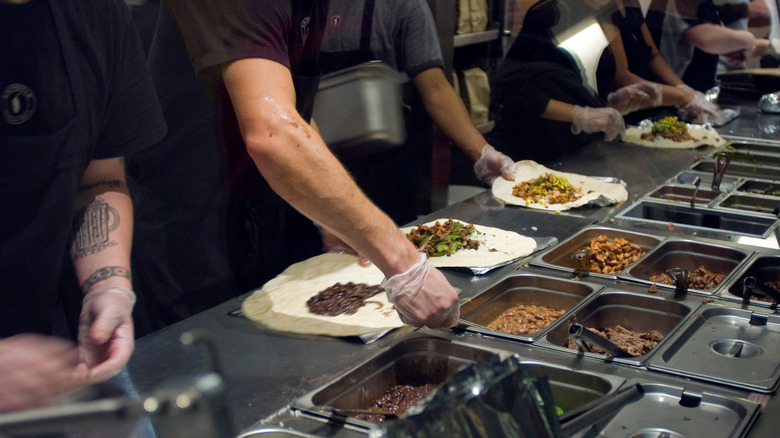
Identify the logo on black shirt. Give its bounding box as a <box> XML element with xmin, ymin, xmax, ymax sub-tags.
<box><xmin>301</xmin><ymin>16</ymin><xmax>311</xmax><ymax>46</ymax></box>
<box><xmin>2</xmin><ymin>83</ymin><xmax>36</xmax><ymax>125</ymax></box>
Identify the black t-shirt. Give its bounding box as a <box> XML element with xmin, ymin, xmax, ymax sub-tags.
<box><xmin>0</xmin><ymin>0</ymin><xmax>166</xmax><ymax>336</ymax></box>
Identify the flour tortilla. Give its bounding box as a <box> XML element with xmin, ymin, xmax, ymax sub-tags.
<box><xmin>241</xmin><ymin>253</ymin><xmax>404</xmax><ymax>337</ymax></box>
<box><xmin>622</xmin><ymin>125</ymin><xmax>726</xmax><ymax>149</ymax></box>
<box><xmin>400</xmin><ymin>219</ymin><xmax>537</xmax><ymax>268</ymax></box>
<box><xmin>491</xmin><ymin>160</ymin><xmax>628</xmax><ymax>211</ymax></box>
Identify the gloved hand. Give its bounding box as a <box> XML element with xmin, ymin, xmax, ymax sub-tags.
<box><xmin>381</xmin><ymin>253</ymin><xmax>460</xmax><ymax>328</ymax></box>
<box><xmin>0</xmin><ymin>334</ymin><xmax>88</xmax><ymax>412</ymax></box>
<box><xmin>681</xmin><ymin>92</ymin><xmax>722</xmax><ymax>124</ymax></box>
<box><xmin>315</xmin><ymin>223</ymin><xmax>371</xmax><ymax>266</ymax></box>
<box><xmin>607</xmin><ymin>82</ymin><xmax>663</xmax><ymax>115</ymax></box>
<box><xmin>571</xmin><ymin>106</ymin><xmax>625</xmax><ymax>141</ymax></box>
<box><xmin>473</xmin><ymin>144</ymin><xmax>515</xmax><ymax>185</ymax></box>
<box><xmin>78</xmin><ymin>285</ymin><xmax>135</xmax><ymax>382</ymax></box>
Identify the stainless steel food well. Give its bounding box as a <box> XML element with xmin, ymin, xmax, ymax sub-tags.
<box><xmin>737</xmin><ymin>179</ymin><xmax>780</xmax><ymax>197</ymax></box>
<box><xmin>671</xmin><ymin>170</ymin><xmax>740</xmax><ymax>192</ymax></box>
<box><xmin>718</xmin><ymin>193</ymin><xmax>780</xmax><ymax>215</ymax></box>
<box><xmin>619</xmin><ymin>238</ymin><xmax>753</xmax><ymax>296</ymax></box>
<box><xmin>691</xmin><ymin>160</ymin><xmax>780</xmax><ymax>182</ymax></box>
<box><xmin>727</xmin><ymin>139</ymin><xmax>780</xmax><ymax>155</ymax></box>
<box><xmin>646</xmin><ymin>185</ymin><xmax>722</xmax><ymax>207</ymax></box>
<box><xmin>646</xmin><ymin>302</ymin><xmax>780</xmax><ymax>393</ymax></box>
<box><xmin>537</xmin><ymin>290</ymin><xmax>700</xmax><ymax>366</ymax></box>
<box><xmin>720</xmin><ymin>254</ymin><xmax>780</xmax><ymax>308</ymax></box>
<box><xmin>529</xmin><ymin>226</ymin><xmax>663</xmax><ymax>280</ymax></box>
<box><xmin>569</xmin><ymin>381</ymin><xmax>761</xmax><ymax>438</ymax></box>
<box><xmin>289</xmin><ymin>334</ymin><xmax>501</xmax><ymax>425</ymax></box>
<box><xmin>616</xmin><ymin>199</ymin><xmax>779</xmax><ymax>240</ymax></box>
<box><xmin>458</xmin><ymin>273</ymin><xmax>604</xmax><ymax>342</ymax></box>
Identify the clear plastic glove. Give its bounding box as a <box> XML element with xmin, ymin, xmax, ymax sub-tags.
<box><xmin>0</xmin><ymin>334</ymin><xmax>88</xmax><ymax>412</ymax></box>
<box><xmin>381</xmin><ymin>253</ymin><xmax>459</xmax><ymax>328</ymax></box>
<box><xmin>473</xmin><ymin>144</ymin><xmax>515</xmax><ymax>184</ymax></box>
<box><xmin>607</xmin><ymin>82</ymin><xmax>663</xmax><ymax>115</ymax></box>
<box><xmin>78</xmin><ymin>285</ymin><xmax>135</xmax><ymax>382</ymax></box>
<box><xmin>681</xmin><ymin>92</ymin><xmax>722</xmax><ymax>124</ymax></box>
<box><xmin>315</xmin><ymin>223</ymin><xmax>371</xmax><ymax>266</ymax></box>
<box><xmin>571</xmin><ymin>105</ymin><xmax>625</xmax><ymax>141</ymax></box>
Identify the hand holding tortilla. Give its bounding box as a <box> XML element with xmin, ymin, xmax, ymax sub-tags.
<box><xmin>400</xmin><ymin>219</ymin><xmax>537</xmax><ymax>268</ymax></box>
<box><xmin>492</xmin><ymin>161</ymin><xmax>628</xmax><ymax>210</ymax></box>
<box><xmin>622</xmin><ymin>116</ymin><xmax>726</xmax><ymax>149</ymax></box>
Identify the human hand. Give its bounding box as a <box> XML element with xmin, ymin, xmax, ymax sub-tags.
<box><xmin>316</xmin><ymin>224</ymin><xmax>371</xmax><ymax>266</ymax></box>
<box><xmin>473</xmin><ymin>144</ymin><xmax>515</xmax><ymax>184</ymax></box>
<box><xmin>571</xmin><ymin>106</ymin><xmax>625</xmax><ymax>141</ymax></box>
<box><xmin>607</xmin><ymin>82</ymin><xmax>663</xmax><ymax>115</ymax></box>
<box><xmin>381</xmin><ymin>253</ymin><xmax>459</xmax><ymax>328</ymax></box>
<box><xmin>78</xmin><ymin>286</ymin><xmax>135</xmax><ymax>382</ymax></box>
<box><xmin>0</xmin><ymin>334</ymin><xmax>88</xmax><ymax>412</ymax></box>
<box><xmin>681</xmin><ymin>92</ymin><xmax>722</xmax><ymax>124</ymax></box>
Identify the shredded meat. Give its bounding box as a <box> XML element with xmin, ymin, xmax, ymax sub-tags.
<box><xmin>487</xmin><ymin>304</ymin><xmax>566</xmax><ymax>334</ymax></box>
<box><xmin>579</xmin><ymin>235</ymin><xmax>645</xmax><ymax>274</ymax></box>
<box><xmin>356</xmin><ymin>383</ymin><xmax>439</xmax><ymax>423</ymax></box>
<box><xmin>306</xmin><ymin>282</ymin><xmax>384</xmax><ymax>316</ymax></box>
<box><xmin>512</xmin><ymin>173</ymin><xmax>583</xmax><ymax>204</ymax></box>
<box><xmin>567</xmin><ymin>325</ymin><xmax>663</xmax><ymax>357</ymax></box>
<box><xmin>745</xmin><ymin>275</ymin><xmax>780</xmax><ymax>302</ymax></box>
<box><xmin>649</xmin><ymin>266</ymin><xmax>726</xmax><ymax>290</ymax></box>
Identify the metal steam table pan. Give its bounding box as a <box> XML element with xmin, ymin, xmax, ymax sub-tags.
<box><xmin>458</xmin><ymin>273</ymin><xmax>604</xmax><ymax>343</ymax></box>
<box><xmin>529</xmin><ymin>226</ymin><xmax>663</xmax><ymax>280</ymax></box>
<box><xmin>535</xmin><ymin>289</ymin><xmax>701</xmax><ymax>367</ymax></box>
<box><xmin>646</xmin><ymin>185</ymin><xmax>723</xmax><ymax>207</ymax></box>
<box><xmin>691</xmin><ymin>160</ymin><xmax>780</xmax><ymax>182</ymax></box>
<box><xmin>719</xmin><ymin>254</ymin><xmax>780</xmax><ymax>309</ymax></box>
<box><xmin>618</xmin><ymin>238</ymin><xmax>753</xmax><ymax>296</ymax></box>
<box><xmin>718</xmin><ymin>193</ymin><xmax>780</xmax><ymax>216</ymax></box>
<box><xmin>572</xmin><ymin>381</ymin><xmax>761</xmax><ymax>438</ymax></box>
<box><xmin>736</xmin><ymin>178</ymin><xmax>780</xmax><ymax>197</ymax></box>
<box><xmin>670</xmin><ymin>170</ymin><xmax>740</xmax><ymax>192</ymax></box>
<box><xmin>646</xmin><ymin>302</ymin><xmax>780</xmax><ymax>393</ymax></box>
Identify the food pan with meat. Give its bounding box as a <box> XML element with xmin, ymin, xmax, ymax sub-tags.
<box><xmin>619</xmin><ymin>238</ymin><xmax>752</xmax><ymax>295</ymax></box>
<box><xmin>537</xmin><ymin>290</ymin><xmax>700</xmax><ymax>366</ymax></box>
<box><xmin>722</xmin><ymin>255</ymin><xmax>780</xmax><ymax>308</ymax></box>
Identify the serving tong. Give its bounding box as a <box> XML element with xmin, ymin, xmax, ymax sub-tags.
<box><xmin>711</xmin><ymin>153</ymin><xmax>731</xmax><ymax>192</ymax></box>
<box><xmin>742</xmin><ymin>276</ymin><xmax>780</xmax><ymax>304</ymax></box>
<box><xmin>571</xmin><ymin>249</ymin><xmax>592</xmax><ymax>275</ymax></box>
<box><xmin>558</xmin><ymin>383</ymin><xmax>644</xmax><ymax>436</ymax></box>
<box><xmin>568</xmin><ymin>323</ymin><xmax>634</xmax><ymax>358</ymax></box>
<box><xmin>664</xmin><ymin>268</ymin><xmax>689</xmax><ymax>294</ymax></box>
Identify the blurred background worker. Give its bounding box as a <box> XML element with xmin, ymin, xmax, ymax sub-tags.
<box><xmin>162</xmin><ymin>0</ymin><xmax>459</xmax><ymax>329</ymax></box>
<box><xmin>0</xmin><ymin>0</ymin><xmax>166</xmax><ymax>411</ymax></box>
<box><xmin>318</xmin><ymin>0</ymin><xmax>516</xmax><ymax>228</ymax></box>
<box><xmin>646</xmin><ymin>0</ymin><xmax>771</xmax><ymax>92</ymax></box>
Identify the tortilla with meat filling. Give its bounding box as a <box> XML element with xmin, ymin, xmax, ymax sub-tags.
<box><xmin>400</xmin><ymin>219</ymin><xmax>537</xmax><ymax>268</ymax></box>
<box><xmin>492</xmin><ymin>161</ymin><xmax>628</xmax><ymax>211</ymax></box>
<box><xmin>622</xmin><ymin>117</ymin><xmax>726</xmax><ymax>149</ymax></box>
<box><xmin>242</xmin><ymin>253</ymin><xmax>404</xmax><ymax>336</ymax></box>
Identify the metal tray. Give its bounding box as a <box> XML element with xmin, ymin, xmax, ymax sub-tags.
<box><xmin>646</xmin><ymin>185</ymin><xmax>722</xmax><ymax>206</ymax></box>
<box><xmin>720</xmin><ymin>254</ymin><xmax>780</xmax><ymax>308</ymax></box>
<box><xmin>671</xmin><ymin>170</ymin><xmax>740</xmax><ymax>191</ymax></box>
<box><xmin>737</xmin><ymin>179</ymin><xmax>780</xmax><ymax>197</ymax></box>
<box><xmin>691</xmin><ymin>160</ymin><xmax>780</xmax><ymax>182</ymax></box>
<box><xmin>290</xmin><ymin>334</ymin><xmax>501</xmax><ymax>425</ymax></box>
<box><xmin>573</xmin><ymin>381</ymin><xmax>761</xmax><ymax>438</ymax></box>
<box><xmin>728</xmin><ymin>140</ymin><xmax>780</xmax><ymax>155</ymax></box>
<box><xmin>718</xmin><ymin>193</ymin><xmax>780</xmax><ymax>215</ymax></box>
<box><xmin>619</xmin><ymin>238</ymin><xmax>753</xmax><ymax>296</ymax></box>
<box><xmin>458</xmin><ymin>273</ymin><xmax>604</xmax><ymax>343</ymax></box>
<box><xmin>528</xmin><ymin>226</ymin><xmax>663</xmax><ymax>280</ymax></box>
<box><xmin>537</xmin><ymin>290</ymin><xmax>700</xmax><ymax>367</ymax></box>
<box><xmin>616</xmin><ymin>199</ymin><xmax>779</xmax><ymax>239</ymax></box>
<box><xmin>646</xmin><ymin>302</ymin><xmax>780</xmax><ymax>393</ymax></box>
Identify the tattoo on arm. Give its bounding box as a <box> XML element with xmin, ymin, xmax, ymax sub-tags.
<box><xmin>81</xmin><ymin>266</ymin><xmax>131</xmax><ymax>294</ymax></box>
<box><xmin>72</xmin><ymin>196</ymin><xmax>120</xmax><ymax>260</ymax></box>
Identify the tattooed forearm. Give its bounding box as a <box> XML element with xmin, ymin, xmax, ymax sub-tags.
<box><xmin>72</xmin><ymin>196</ymin><xmax>120</xmax><ymax>260</ymax></box>
<box><xmin>81</xmin><ymin>266</ymin><xmax>131</xmax><ymax>294</ymax></box>
<box><xmin>78</xmin><ymin>179</ymin><xmax>122</xmax><ymax>193</ymax></box>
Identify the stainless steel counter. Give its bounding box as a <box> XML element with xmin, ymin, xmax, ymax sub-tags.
<box><xmin>123</xmin><ymin>102</ymin><xmax>780</xmax><ymax>437</ymax></box>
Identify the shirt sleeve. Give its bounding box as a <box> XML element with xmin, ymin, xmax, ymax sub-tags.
<box><xmin>95</xmin><ymin>0</ymin><xmax>166</xmax><ymax>159</ymax></box>
<box><xmin>396</xmin><ymin>0</ymin><xmax>444</xmax><ymax>78</ymax></box>
<box><xmin>166</xmin><ymin>0</ymin><xmax>292</xmax><ymax>74</ymax></box>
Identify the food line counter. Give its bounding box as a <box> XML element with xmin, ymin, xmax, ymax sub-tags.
<box><xmin>122</xmin><ymin>101</ymin><xmax>780</xmax><ymax>437</ymax></box>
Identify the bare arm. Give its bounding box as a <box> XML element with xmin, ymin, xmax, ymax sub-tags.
<box><xmin>221</xmin><ymin>57</ymin><xmax>419</xmax><ymax>277</ymax></box>
<box><xmin>541</xmin><ymin>99</ymin><xmax>576</xmax><ymax>122</ymax></box>
<box><xmin>71</xmin><ymin>157</ymin><xmax>135</xmax><ymax>381</ymax></box>
<box><xmin>685</xmin><ymin>23</ymin><xmax>756</xmax><ymax>54</ymax></box>
<box><xmin>412</xmin><ymin>67</ymin><xmax>488</xmax><ymax>162</ymax></box>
